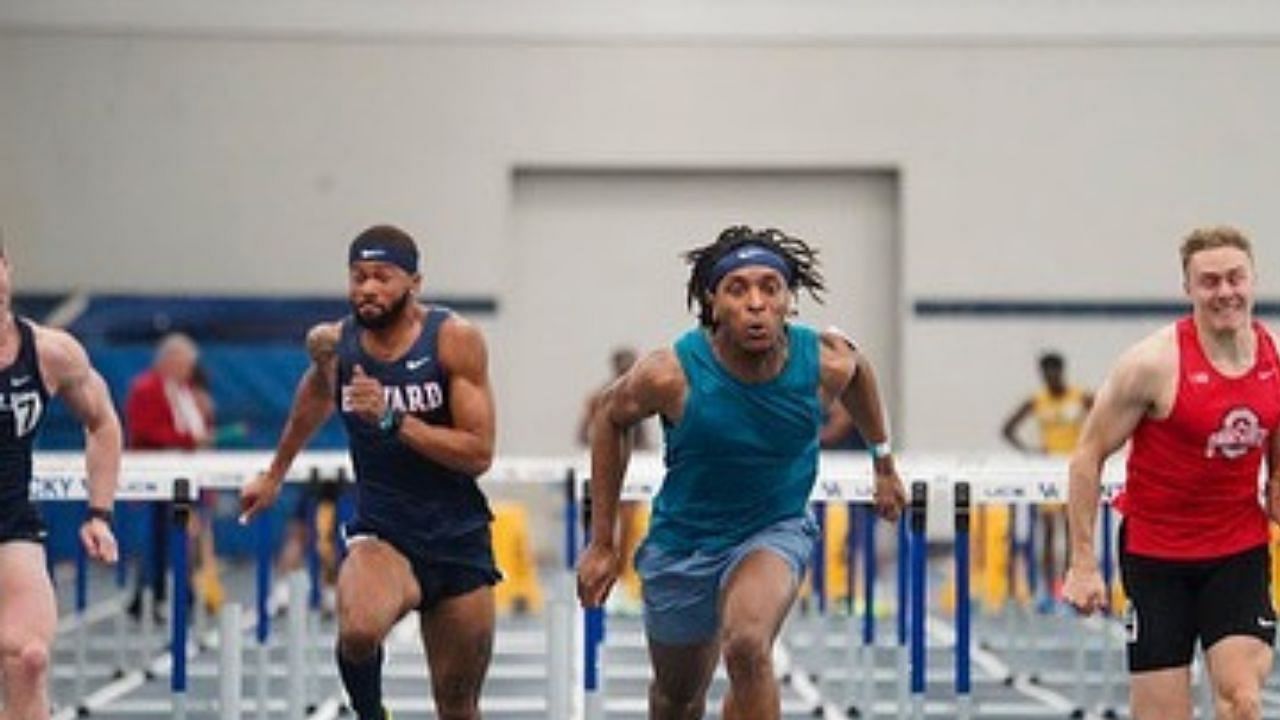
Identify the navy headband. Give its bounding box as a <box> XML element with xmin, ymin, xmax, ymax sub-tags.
<box><xmin>707</xmin><ymin>244</ymin><xmax>793</xmax><ymax>292</ymax></box>
<box><xmin>349</xmin><ymin>239</ymin><xmax>418</xmax><ymax>275</ymax></box>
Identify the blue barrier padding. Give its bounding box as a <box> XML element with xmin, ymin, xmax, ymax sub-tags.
<box><xmin>64</xmin><ymin>294</ymin><xmax>496</xmax><ymax>344</ymax></box>
<box><xmin>37</xmin><ymin>344</ymin><xmax>346</xmax><ymax>451</ymax></box>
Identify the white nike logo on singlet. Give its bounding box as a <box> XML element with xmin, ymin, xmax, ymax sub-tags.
<box><xmin>406</xmin><ymin>356</ymin><xmax>431</xmax><ymax>371</ymax></box>
<box><xmin>11</xmin><ymin>375</ymin><xmax>31</xmax><ymax>387</ymax></box>
<box><xmin>1259</xmin><ymin>617</ymin><xmax>1276</xmax><ymax>629</ymax></box>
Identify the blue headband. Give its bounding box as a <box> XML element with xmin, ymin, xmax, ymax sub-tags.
<box><xmin>707</xmin><ymin>244</ymin><xmax>792</xmax><ymax>291</ymax></box>
<box><xmin>348</xmin><ymin>240</ymin><xmax>418</xmax><ymax>275</ymax></box>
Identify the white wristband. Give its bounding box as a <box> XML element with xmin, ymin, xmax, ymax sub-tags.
<box><xmin>869</xmin><ymin>441</ymin><xmax>892</xmax><ymax>460</ymax></box>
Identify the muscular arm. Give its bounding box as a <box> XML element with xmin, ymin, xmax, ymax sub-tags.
<box><xmin>820</xmin><ymin>399</ymin><xmax>857</xmax><ymax>448</ymax></box>
<box><xmin>1067</xmin><ymin>337</ymin><xmax>1166</xmax><ymax>568</ymax></box>
<box><xmin>1267</xmin><ymin>330</ymin><xmax>1280</xmax><ymax>524</ymax></box>
<box><xmin>821</xmin><ymin>331</ymin><xmax>905</xmax><ymax>519</ymax></box>
<box><xmin>265</xmin><ymin>322</ymin><xmax>339</xmax><ymax>481</ymax></box>
<box><xmin>588</xmin><ymin>349</ymin><xmax>684</xmax><ymax>549</ymax></box>
<box><xmin>822</xmin><ymin>333</ymin><xmax>890</xmax><ymax>452</ymax></box>
<box><xmin>395</xmin><ymin>317</ymin><xmax>495</xmax><ymax>477</ymax></box>
<box><xmin>38</xmin><ymin>328</ymin><xmax>121</xmax><ymax>511</ymax></box>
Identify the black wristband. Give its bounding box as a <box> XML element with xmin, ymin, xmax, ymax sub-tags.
<box><xmin>85</xmin><ymin>506</ymin><xmax>113</xmax><ymax>525</ymax></box>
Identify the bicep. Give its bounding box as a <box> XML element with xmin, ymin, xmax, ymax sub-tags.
<box><xmin>1075</xmin><ymin>373</ymin><xmax>1146</xmax><ymax>460</ymax></box>
<box><xmin>444</xmin><ymin>329</ymin><xmax>496</xmax><ymax>438</ymax></box>
<box><xmin>601</xmin><ymin>353</ymin><xmax>678</xmax><ymax>428</ymax></box>
<box><xmin>60</xmin><ymin>366</ymin><xmax>117</xmax><ymax>431</ymax></box>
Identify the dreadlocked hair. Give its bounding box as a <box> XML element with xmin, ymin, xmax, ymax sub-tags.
<box><xmin>684</xmin><ymin>225</ymin><xmax>825</xmax><ymax>328</ymax></box>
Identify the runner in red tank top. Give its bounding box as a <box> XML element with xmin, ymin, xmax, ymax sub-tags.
<box><xmin>1064</xmin><ymin>226</ymin><xmax>1279</xmax><ymax>720</ymax></box>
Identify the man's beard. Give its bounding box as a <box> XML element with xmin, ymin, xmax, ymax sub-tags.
<box><xmin>353</xmin><ymin>290</ymin><xmax>412</xmax><ymax>330</ymax></box>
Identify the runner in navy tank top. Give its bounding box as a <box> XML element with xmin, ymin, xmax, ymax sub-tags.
<box><xmin>0</xmin><ymin>242</ymin><xmax>122</xmax><ymax>720</ymax></box>
<box><xmin>1065</xmin><ymin>226</ymin><xmax>1279</xmax><ymax>720</ymax></box>
<box><xmin>241</xmin><ymin>226</ymin><xmax>497</xmax><ymax>720</ymax></box>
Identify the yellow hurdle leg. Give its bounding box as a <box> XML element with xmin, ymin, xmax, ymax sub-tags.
<box><xmin>491</xmin><ymin>502</ymin><xmax>542</xmax><ymax>614</ymax></box>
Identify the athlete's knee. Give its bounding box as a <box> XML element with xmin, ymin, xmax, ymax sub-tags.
<box><xmin>721</xmin><ymin>628</ymin><xmax>773</xmax><ymax>682</ymax></box>
<box><xmin>3</xmin><ymin>639</ymin><xmax>50</xmax><ymax>681</ymax></box>
<box><xmin>336</xmin><ymin>618</ymin><xmax>383</xmax><ymax>661</ymax></box>
<box><xmin>649</xmin><ymin>680</ymin><xmax>706</xmax><ymax>720</ymax></box>
<box><xmin>1216</xmin><ymin>679</ymin><xmax>1262</xmax><ymax>720</ymax></box>
<box><xmin>432</xmin><ymin>671</ymin><xmax>482</xmax><ymax>720</ymax></box>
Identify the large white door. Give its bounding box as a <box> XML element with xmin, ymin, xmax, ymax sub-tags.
<box><xmin>496</xmin><ymin>169</ymin><xmax>899</xmax><ymax>454</ymax></box>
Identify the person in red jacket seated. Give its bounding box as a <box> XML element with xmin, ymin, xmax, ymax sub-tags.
<box><xmin>125</xmin><ymin>333</ymin><xmax>214</xmax><ymax>620</ymax></box>
<box><xmin>127</xmin><ymin>333</ymin><xmax>212</xmax><ymax>450</ymax></box>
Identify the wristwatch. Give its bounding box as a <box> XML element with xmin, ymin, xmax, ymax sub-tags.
<box><xmin>869</xmin><ymin>440</ymin><xmax>893</xmax><ymax>460</ymax></box>
<box><xmin>378</xmin><ymin>406</ymin><xmax>405</xmax><ymax>437</ymax></box>
<box><xmin>85</xmin><ymin>506</ymin><xmax>113</xmax><ymax>525</ymax></box>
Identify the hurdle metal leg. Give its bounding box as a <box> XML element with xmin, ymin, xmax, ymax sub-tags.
<box><xmin>287</xmin><ymin>571</ymin><xmax>308</xmax><ymax>719</ymax></box>
<box><xmin>219</xmin><ymin>603</ymin><xmax>243</xmax><ymax>720</ymax></box>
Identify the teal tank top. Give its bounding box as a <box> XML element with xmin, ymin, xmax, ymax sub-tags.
<box><xmin>649</xmin><ymin>323</ymin><xmax>823</xmax><ymax>553</ymax></box>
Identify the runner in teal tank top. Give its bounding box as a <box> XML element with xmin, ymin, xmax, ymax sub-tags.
<box><xmin>577</xmin><ymin>226</ymin><xmax>906</xmax><ymax>720</ymax></box>
<box><xmin>649</xmin><ymin>322</ymin><xmax>822</xmax><ymax>554</ymax></box>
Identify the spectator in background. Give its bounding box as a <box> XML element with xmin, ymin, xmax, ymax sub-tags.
<box><xmin>578</xmin><ymin>347</ymin><xmax>651</xmax><ymax>450</ymax></box>
<box><xmin>578</xmin><ymin>347</ymin><xmax>651</xmax><ymax>613</ymax></box>
<box><xmin>1001</xmin><ymin>351</ymin><xmax>1094</xmax><ymax>601</ymax></box>
<box><xmin>124</xmin><ymin>333</ymin><xmax>216</xmax><ymax>620</ymax></box>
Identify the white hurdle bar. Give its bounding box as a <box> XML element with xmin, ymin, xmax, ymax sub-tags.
<box><xmin>34</xmin><ymin>450</ymin><xmax>1133</xmax><ymax>720</ymax></box>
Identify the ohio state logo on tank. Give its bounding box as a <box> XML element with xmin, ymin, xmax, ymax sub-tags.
<box><xmin>1205</xmin><ymin>407</ymin><xmax>1269</xmax><ymax>459</ymax></box>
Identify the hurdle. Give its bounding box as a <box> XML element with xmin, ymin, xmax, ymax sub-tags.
<box><xmin>42</xmin><ymin>449</ymin><xmax>1262</xmax><ymax>720</ymax></box>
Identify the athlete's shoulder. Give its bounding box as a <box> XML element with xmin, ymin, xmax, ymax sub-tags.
<box><xmin>31</xmin><ymin>323</ymin><xmax>92</xmax><ymax>393</ymax></box>
<box><xmin>438</xmin><ymin>310</ymin><xmax>484</xmax><ymax>344</ymax></box>
<box><xmin>31</xmin><ymin>322</ymin><xmax>88</xmax><ymax>366</ymax></box>
<box><xmin>1125</xmin><ymin>322</ymin><xmax>1177</xmax><ymax>369</ymax></box>
<box><xmin>632</xmin><ymin>347</ymin><xmax>685</xmax><ymax>398</ymax></box>
<box><xmin>817</xmin><ymin>325</ymin><xmax>858</xmax><ymax>382</ymax></box>
<box><xmin>818</xmin><ymin>325</ymin><xmax>856</xmax><ymax>357</ymax></box>
<box><xmin>438</xmin><ymin>311</ymin><xmax>489</xmax><ymax>376</ymax></box>
<box><xmin>1109</xmin><ymin>323</ymin><xmax>1177</xmax><ymax>401</ymax></box>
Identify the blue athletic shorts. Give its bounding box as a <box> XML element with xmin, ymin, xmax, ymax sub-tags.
<box><xmin>635</xmin><ymin>514</ymin><xmax>818</xmax><ymax>645</ymax></box>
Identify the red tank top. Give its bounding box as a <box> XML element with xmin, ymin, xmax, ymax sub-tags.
<box><xmin>1118</xmin><ymin>317</ymin><xmax>1279</xmax><ymax>559</ymax></box>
